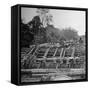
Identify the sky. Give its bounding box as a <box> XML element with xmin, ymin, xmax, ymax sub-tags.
<box><xmin>21</xmin><ymin>7</ymin><xmax>86</xmax><ymax>35</ymax></box>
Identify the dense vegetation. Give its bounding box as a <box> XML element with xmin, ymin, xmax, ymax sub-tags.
<box><xmin>21</xmin><ymin>9</ymin><xmax>85</xmax><ymax>48</ymax></box>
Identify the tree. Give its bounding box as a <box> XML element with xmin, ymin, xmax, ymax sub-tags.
<box><xmin>37</xmin><ymin>8</ymin><xmax>53</xmax><ymax>27</ymax></box>
<box><xmin>62</xmin><ymin>27</ymin><xmax>79</xmax><ymax>40</ymax></box>
<box><xmin>21</xmin><ymin>21</ymin><xmax>34</xmax><ymax>47</ymax></box>
<box><xmin>45</xmin><ymin>25</ymin><xmax>79</xmax><ymax>43</ymax></box>
<box><xmin>45</xmin><ymin>14</ymin><xmax>53</xmax><ymax>25</ymax></box>
<box><xmin>28</xmin><ymin>16</ymin><xmax>47</xmax><ymax>44</ymax></box>
<box><xmin>28</xmin><ymin>16</ymin><xmax>42</xmax><ymax>34</ymax></box>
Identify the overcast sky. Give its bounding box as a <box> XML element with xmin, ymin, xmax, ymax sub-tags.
<box><xmin>21</xmin><ymin>7</ymin><xmax>86</xmax><ymax>35</ymax></box>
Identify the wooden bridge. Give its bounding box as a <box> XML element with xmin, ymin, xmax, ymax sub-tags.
<box><xmin>21</xmin><ymin>43</ymin><xmax>85</xmax><ymax>69</ymax></box>
<box><xmin>21</xmin><ymin>43</ymin><xmax>85</xmax><ymax>82</ymax></box>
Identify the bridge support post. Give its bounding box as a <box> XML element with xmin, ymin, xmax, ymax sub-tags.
<box><xmin>71</xmin><ymin>47</ymin><xmax>75</xmax><ymax>57</ymax></box>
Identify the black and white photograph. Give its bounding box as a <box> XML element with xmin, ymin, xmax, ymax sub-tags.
<box><xmin>0</xmin><ymin>0</ymin><xmax>90</xmax><ymax>89</ymax></box>
<box><xmin>20</xmin><ymin>6</ymin><xmax>87</xmax><ymax>83</ymax></box>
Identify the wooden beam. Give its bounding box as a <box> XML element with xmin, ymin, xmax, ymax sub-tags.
<box><xmin>60</xmin><ymin>48</ymin><xmax>64</xmax><ymax>58</ymax></box>
<box><xmin>32</xmin><ymin>45</ymin><xmax>39</xmax><ymax>56</ymax></box>
<box><xmin>63</xmin><ymin>48</ymin><xmax>66</xmax><ymax>57</ymax></box>
<box><xmin>27</xmin><ymin>46</ymin><xmax>35</xmax><ymax>55</ymax></box>
<box><xmin>22</xmin><ymin>46</ymin><xmax>35</xmax><ymax>60</ymax></box>
<box><xmin>71</xmin><ymin>47</ymin><xmax>75</xmax><ymax>57</ymax></box>
<box><xmin>43</xmin><ymin>47</ymin><xmax>50</xmax><ymax>58</ymax></box>
<box><xmin>53</xmin><ymin>48</ymin><xmax>58</xmax><ymax>57</ymax></box>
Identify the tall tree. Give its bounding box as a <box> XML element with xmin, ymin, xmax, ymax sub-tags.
<box><xmin>21</xmin><ymin>21</ymin><xmax>34</xmax><ymax>47</ymax></box>
<box><xmin>37</xmin><ymin>8</ymin><xmax>53</xmax><ymax>27</ymax></box>
<box><xmin>28</xmin><ymin>16</ymin><xmax>42</xmax><ymax>34</ymax></box>
<box><xmin>28</xmin><ymin>16</ymin><xmax>47</xmax><ymax>44</ymax></box>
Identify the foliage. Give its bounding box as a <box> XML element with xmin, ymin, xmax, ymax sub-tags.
<box><xmin>28</xmin><ymin>16</ymin><xmax>42</xmax><ymax>34</ymax></box>
<box><xmin>28</xmin><ymin>16</ymin><xmax>47</xmax><ymax>45</ymax></box>
<box><xmin>21</xmin><ymin>8</ymin><xmax>84</xmax><ymax>47</ymax></box>
<box><xmin>45</xmin><ymin>26</ymin><xmax>79</xmax><ymax>43</ymax></box>
<box><xmin>21</xmin><ymin>21</ymin><xmax>34</xmax><ymax>47</ymax></box>
<box><xmin>37</xmin><ymin>8</ymin><xmax>53</xmax><ymax>27</ymax></box>
<box><xmin>62</xmin><ymin>27</ymin><xmax>79</xmax><ymax>40</ymax></box>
